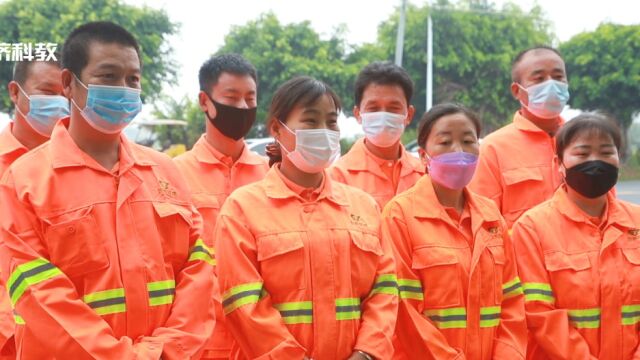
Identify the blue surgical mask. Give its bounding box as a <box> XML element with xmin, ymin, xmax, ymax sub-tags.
<box><xmin>15</xmin><ymin>85</ymin><xmax>69</xmax><ymax>137</ymax></box>
<box><xmin>73</xmin><ymin>75</ymin><xmax>142</xmax><ymax>134</ymax></box>
<box><xmin>519</xmin><ymin>79</ymin><xmax>570</xmax><ymax>119</ymax></box>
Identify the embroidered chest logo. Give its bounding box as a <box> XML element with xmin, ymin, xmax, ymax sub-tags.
<box><xmin>158</xmin><ymin>179</ymin><xmax>177</xmax><ymax>200</ymax></box>
<box><xmin>629</xmin><ymin>229</ymin><xmax>640</xmax><ymax>239</ymax></box>
<box><xmin>350</xmin><ymin>214</ymin><xmax>368</xmax><ymax>227</ymax></box>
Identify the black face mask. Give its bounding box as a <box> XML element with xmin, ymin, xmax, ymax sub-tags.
<box><xmin>565</xmin><ymin>160</ymin><xmax>618</xmax><ymax>198</ymax></box>
<box><xmin>205</xmin><ymin>94</ymin><xmax>257</xmax><ymax>140</ymax></box>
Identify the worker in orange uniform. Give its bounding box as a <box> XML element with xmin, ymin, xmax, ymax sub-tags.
<box><xmin>384</xmin><ymin>103</ymin><xmax>526</xmax><ymax>360</ymax></box>
<box><xmin>215</xmin><ymin>76</ymin><xmax>398</xmax><ymax>360</ymax></box>
<box><xmin>512</xmin><ymin>113</ymin><xmax>640</xmax><ymax>359</ymax></box>
<box><xmin>0</xmin><ymin>22</ymin><xmax>214</xmax><ymax>359</ymax></box>
<box><xmin>469</xmin><ymin>46</ymin><xmax>570</xmax><ymax>228</ymax></box>
<box><xmin>0</xmin><ymin>53</ymin><xmax>68</xmax><ymax>359</ymax></box>
<box><xmin>174</xmin><ymin>54</ymin><xmax>268</xmax><ymax>359</ymax></box>
<box><xmin>330</xmin><ymin>61</ymin><xmax>423</xmax><ymax>209</ymax></box>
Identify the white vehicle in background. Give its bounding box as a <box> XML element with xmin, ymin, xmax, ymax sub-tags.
<box><xmin>123</xmin><ymin>118</ymin><xmax>188</xmax><ymax>155</ymax></box>
<box><xmin>245</xmin><ymin>137</ymin><xmax>274</xmax><ymax>157</ymax></box>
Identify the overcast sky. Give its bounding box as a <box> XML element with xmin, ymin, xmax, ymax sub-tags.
<box><xmin>124</xmin><ymin>0</ymin><xmax>638</xmax><ymax>100</ymax></box>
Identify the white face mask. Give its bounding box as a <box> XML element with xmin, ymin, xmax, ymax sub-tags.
<box><xmin>278</xmin><ymin>122</ymin><xmax>341</xmax><ymax>174</ymax></box>
<box><xmin>360</xmin><ymin>111</ymin><xmax>406</xmax><ymax>147</ymax></box>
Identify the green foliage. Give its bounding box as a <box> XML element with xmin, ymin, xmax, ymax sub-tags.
<box><xmin>560</xmin><ymin>23</ymin><xmax>640</xmax><ymax>133</ymax></box>
<box><xmin>0</xmin><ymin>0</ymin><xmax>178</xmax><ymax>111</ymax></box>
<box><xmin>152</xmin><ymin>95</ymin><xmax>204</xmax><ymax>149</ymax></box>
<box><xmin>375</xmin><ymin>0</ymin><xmax>553</xmax><ymax>133</ymax></box>
<box><xmin>215</xmin><ymin>12</ymin><xmax>384</xmax><ymax>137</ymax></box>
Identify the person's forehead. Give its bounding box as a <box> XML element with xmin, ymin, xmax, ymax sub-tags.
<box><xmin>86</xmin><ymin>41</ymin><xmax>140</xmax><ymax>69</ymax></box>
<box><xmin>23</xmin><ymin>62</ymin><xmax>62</xmax><ymax>87</ymax></box>
<box><xmin>570</xmin><ymin>130</ymin><xmax>614</xmax><ymax>145</ymax></box>
<box><xmin>432</xmin><ymin>113</ymin><xmax>475</xmax><ymax>133</ymax></box>
<box><xmin>214</xmin><ymin>72</ymin><xmax>256</xmax><ymax>91</ymax></box>
<box><xmin>518</xmin><ymin>49</ymin><xmax>565</xmax><ymax>73</ymax></box>
<box><xmin>362</xmin><ymin>83</ymin><xmax>406</xmax><ymax>102</ymax></box>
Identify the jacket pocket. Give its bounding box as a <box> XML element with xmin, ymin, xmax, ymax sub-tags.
<box><xmin>257</xmin><ymin>232</ymin><xmax>307</xmax><ymax>291</ymax></box>
<box><xmin>152</xmin><ymin>201</ymin><xmax>193</xmax><ymax>263</ymax></box>
<box><xmin>620</xmin><ymin>247</ymin><xmax>640</xmax><ymax>301</ymax></box>
<box><xmin>44</xmin><ymin>207</ymin><xmax>109</xmax><ymax>277</ymax></box>
<box><xmin>502</xmin><ymin>167</ymin><xmax>545</xmax><ymax>221</ymax></box>
<box><xmin>411</xmin><ymin>246</ymin><xmax>462</xmax><ymax>308</ymax></box>
<box><xmin>543</xmin><ymin>251</ymin><xmax>595</xmax><ymax>308</ymax></box>
<box><xmin>487</xmin><ymin>245</ymin><xmax>506</xmax><ymax>304</ymax></box>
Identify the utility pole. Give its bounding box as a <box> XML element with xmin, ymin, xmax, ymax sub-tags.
<box><xmin>426</xmin><ymin>12</ymin><xmax>433</xmax><ymax>110</ymax></box>
<box><xmin>395</xmin><ymin>0</ymin><xmax>407</xmax><ymax>66</ymax></box>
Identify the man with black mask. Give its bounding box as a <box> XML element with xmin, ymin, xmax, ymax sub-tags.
<box><xmin>174</xmin><ymin>53</ymin><xmax>268</xmax><ymax>360</ymax></box>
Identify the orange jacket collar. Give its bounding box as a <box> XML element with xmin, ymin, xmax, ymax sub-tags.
<box><xmin>345</xmin><ymin>138</ymin><xmax>422</xmax><ymax>176</ymax></box>
<box><xmin>193</xmin><ymin>135</ymin><xmax>265</xmax><ymax>166</ymax></box>
<box><xmin>412</xmin><ymin>175</ymin><xmax>502</xmax><ymax>233</ymax></box>
<box><xmin>50</xmin><ymin>117</ymin><xmax>156</xmax><ymax>170</ymax></box>
<box><xmin>554</xmin><ymin>185</ymin><xmax>636</xmax><ymax>230</ymax></box>
<box><xmin>513</xmin><ymin>111</ymin><xmax>564</xmax><ymax>134</ymax></box>
<box><xmin>263</xmin><ymin>166</ymin><xmax>348</xmax><ymax>206</ymax></box>
<box><xmin>0</xmin><ymin>122</ymin><xmax>27</xmax><ymax>158</ymax></box>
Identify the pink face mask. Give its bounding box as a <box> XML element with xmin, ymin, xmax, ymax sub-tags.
<box><xmin>427</xmin><ymin>152</ymin><xmax>478</xmax><ymax>190</ymax></box>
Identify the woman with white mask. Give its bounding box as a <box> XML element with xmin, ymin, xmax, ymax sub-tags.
<box><xmin>215</xmin><ymin>76</ymin><xmax>398</xmax><ymax>360</ymax></box>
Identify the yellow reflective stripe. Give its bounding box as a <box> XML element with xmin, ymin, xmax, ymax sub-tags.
<box><xmin>424</xmin><ymin>307</ymin><xmax>467</xmax><ymax>329</ymax></box>
<box><xmin>7</xmin><ymin>258</ymin><xmax>62</xmax><ymax>306</ymax></box>
<box><xmin>622</xmin><ymin>305</ymin><xmax>640</xmax><ymax>326</ymax></box>
<box><xmin>398</xmin><ymin>278</ymin><xmax>424</xmax><ymax>300</ymax></box>
<box><xmin>336</xmin><ymin>298</ymin><xmax>361</xmax><ymax>320</ymax></box>
<box><xmin>274</xmin><ymin>301</ymin><xmax>313</xmax><ymax>324</ymax></box>
<box><xmin>222</xmin><ymin>282</ymin><xmax>263</xmax><ymax>315</ymax></box>
<box><xmin>567</xmin><ymin>308</ymin><xmax>601</xmax><ymax>329</ymax></box>
<box><xmin>83</xmin><ymin>288</ymin><xmax>126</xmax><ymax>315</ymax></box>
<box><xmin>188</xmin><ymin>239</ymin><xmax>216</xmax><ymax>266</ymax></box>
<box><xmin>480</xmin><ymin>306</ymin><xmax>501</xmax><ymax>327</ymax></box>
<box><xmin>502</xmin><ymin>277</ymin><xmax>523</xmax><ymax>299</ymax></box>
<box><xmin>148</xmin><ymin>280</ymin><xmax>175</xmax><ymax>306</ymax></box>
<box><xmin>370</xmin><ymin>274</ymin><xmax>399</xmax><ymax>296</ymax></box>
<box><xmin>523</xmin><ymin>282</ymin><xmax>555</xmax><ymax>303</ymax></box>
<box><xmin>13</xmin><ymin>310</ymin><xmax>24</xmax><ymax>325</ymax></box>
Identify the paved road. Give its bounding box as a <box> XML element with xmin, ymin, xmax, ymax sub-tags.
<box><xmin>618</xmin><ymin>180</ymin><xmax>640</xmax><ymax>204</ymax></box>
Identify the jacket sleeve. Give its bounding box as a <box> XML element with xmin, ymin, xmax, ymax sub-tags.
<box><xmin>143</xmin><ymin>202</ymin><xmax>216</xmax><ymax>360</ymax></box>
<box><xmin>215</xmin><ymin>198</ymin><xmax>307</xmax><ymax>360</ymax></box>
<box><xmin>353</xmin><ymin>207</ymin><xmax>399</xmax><ymax>359</ymax></box>
<box><xmin>493</xmin><ymin>223</ymin><xmax>527</xmax><ymax>359</ymax></box>
<box><xmin>0</xmin><ymin>172</ymin><xmax>149</xmax><ymax>360</ymax></box>
<box><xmin>381</xmin><ymin>202</ymin><xmax>465</xmax><ymax>360</ymax></box>
<box><xmin>511</xmin><ymin>218</ymin><xmax>597</xmax><ymax>360</ymax></box>
<box><xmin>469</xmin><ymin>142</ymin><xmax>503</xmax><ymax>212</ymax></box>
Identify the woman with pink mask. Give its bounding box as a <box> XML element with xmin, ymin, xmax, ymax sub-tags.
<box><xmin>383</xmin><ymin>103</ymin><xmax>527</xmax><ymax>359</ymax></box>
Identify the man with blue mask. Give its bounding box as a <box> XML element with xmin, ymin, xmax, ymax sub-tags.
<box><xmin>0</xmin><ymin>21</ymin><xmax>215</xmax><ymax>359</ymax></box>
<box><xmin>0</xmin><ymin>53</ymin><xmax>67</xmax><ymax>360</ymax></box>
<box><xmin>470</xmin><ymin>46</ymin><xmax>570</xmax><ymax>229</ymax></box>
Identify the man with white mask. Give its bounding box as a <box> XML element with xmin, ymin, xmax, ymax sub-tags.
<box><xmin>330</xmin><ymin>61</ymin><xmax>424</xmax><ymax>209</ymax></box>
<box><xmin>470</xmin><ymin>46</ymin><xmax>570</xmax><ymax>228</ymax></box>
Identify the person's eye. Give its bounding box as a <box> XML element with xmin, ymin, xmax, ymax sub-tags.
<box><xmin>100</xmin><ymin>73</ymin><xmax>116</xmax><ymax>79</ymax></box>
<box><xmin>439</xmin><ymin>141</ymin><xmax>451</xmax><ymax>146</ymax></box>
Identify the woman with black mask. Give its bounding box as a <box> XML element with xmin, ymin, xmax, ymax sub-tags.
<box><xmin>513</xmin><ymin>113</ymin><xmax>640</xmax><ymax>359</ymax></box>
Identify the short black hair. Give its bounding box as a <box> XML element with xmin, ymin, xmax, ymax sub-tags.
<box><xmin>556</xmin><ymin>112</ymin><xmax>622</xmax><ymax>161</ymax></box>
<box><xmin>13</xmin><ymin>51</ymin><xmax>61</xmax><ymax>85</ymax></box>
<box><xmin>511</xmin><ymin>45</ymin><xmax>563</xmax><ymax>82</ymax></box>
<box><xmin>354</xmin><ymin>61</ymin><xmax>414</xmax><ymax>107</ymax></box>
<box><xmin>417</xmin><ymin>103</ymin><xmax>482</xmax><ymax>149</ymax></box>
<box><xmin>199</xmin><ymin>53</ymin><xmax>257</xmax><ymax>93</ymax></box>
<box><xmin>62</xmin><ymin>21</ymin><xmax>141</xmax><ymax>78</ymax></box>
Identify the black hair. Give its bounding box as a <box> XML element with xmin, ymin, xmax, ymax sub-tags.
<box><xmin>511</xmin><ymin>45</ymin><xmax>563</xmax><ymax>82</ymax></box>
<box><xmin>556</xmin><ymin>112</ymin><xmax>622</xmax><ymax>161</ymax></box>
<box><xmin>62</xmin><ymin>21</ymin><xmax>141</xmax><ymax>78</ymax></box>
<box><xmin>199</xmin><ymin>53</ymin><xmax>257</xmax><ymax>93</ymax></box>
<box><xmin>354</xmin><ymin>61</ymin><xmax>413</xmax><ymax>107</ymax></box>
<box><xmin>13</xmin><ymin>51</ymin><xmax>61</xmax><ymax>85</ymax></box>
<box><xmin>266</xmin><ymin>76</ymin><xmax>342</xmax><ymax>167</ymax></box>
<box><xmin>417</xmin><ymin>103</ymin><xmax>482</xmax><ymax>149</ymax></box>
